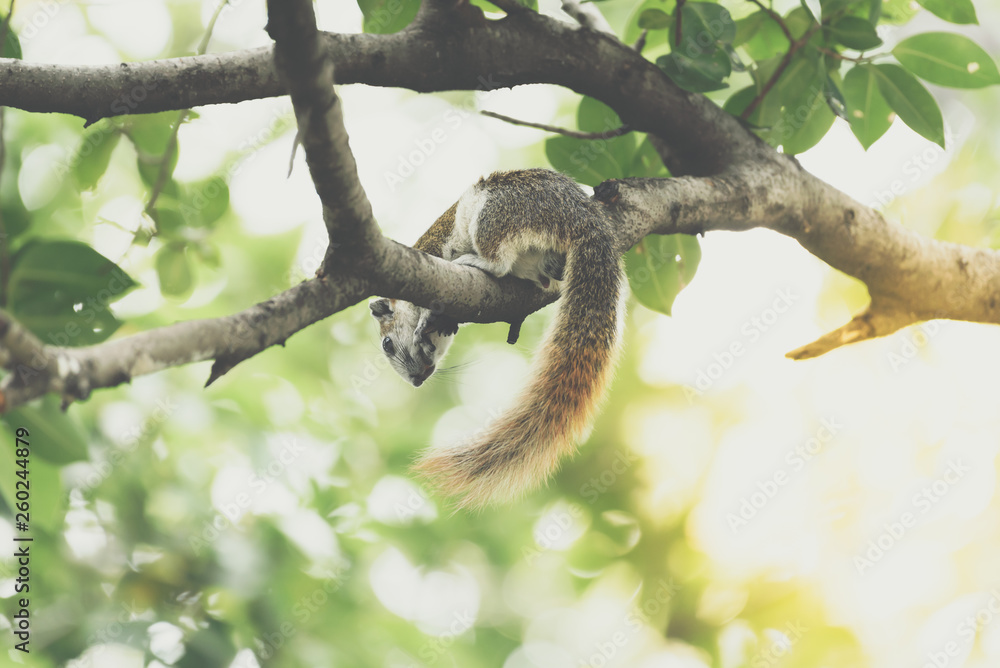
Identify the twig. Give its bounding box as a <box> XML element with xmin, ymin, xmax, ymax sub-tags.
<box><xmin>481</xmin><ymin>110</ymin><xmax>631</xmax><ymax>140</ymax></box>
<box><xmin>634</xmin><ymin>29</ymin><xmax>649</xmax><ymax>53</ymax></box>
<box><xmin>818</xmin><ymin>46</ymin><xmax>874</xmax><ymax>63</ymax></box>
<box><xmin>675</xmin><ymin>0</ymin><xmax>685</xmax><ymax>48</ymax></box>
<box><xmin>0</xmin><ymin>0</ymin><xmax>13</xmax><ymax>59</ymax></box>
<box><xmin>197</xmin><ymin>0</ymin><xmax>228</xmax><ymax>54</ymax></box>
<box><xmin>741</xmin><ymin>22</ymin><xmax>821</xmax><ymax>120</ymax></box>
<box><xmin>746</xmin><ymin>0</ymin><xmax>793</xmax><ymax>43</ymax></box>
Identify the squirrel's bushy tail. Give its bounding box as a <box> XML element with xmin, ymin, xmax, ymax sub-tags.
<box><xmin>413</xmin><ymin>232</ymin><xmax>623</xmax><ymax>509</ymax></box>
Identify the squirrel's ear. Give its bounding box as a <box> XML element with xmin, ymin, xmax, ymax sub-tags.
<box><xmin>369</xmin><ymin>298</ymin><xmax>393</xmax><ymax>319</ymax></box>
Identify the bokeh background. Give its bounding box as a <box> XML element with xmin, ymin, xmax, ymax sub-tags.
<box><xmin>2</xmin><ymin>0</ymin><xmax>1000</xmax><ymax>666</ymax></box>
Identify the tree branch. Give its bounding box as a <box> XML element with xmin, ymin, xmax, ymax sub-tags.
<box><xmin>0</xmin><ymin>276</ymin><xmax>365</xmax><ymax>409</ymax></box>
<box><xmin>481</xmin><ymin>110</ymin><xmax>630</xmax><ymax>140</ymax></box>
<box><xmin>0</xmin><ymin>15</ymin><xmax>757</xmax><ymax>175</ymax></box>
<box><xmin>265</xmin><ymin>0</ymin><xmax>376</xmax><ymax>253</ymax></box>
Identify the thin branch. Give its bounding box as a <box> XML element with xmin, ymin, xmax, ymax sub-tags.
<box><xmin>741</xmin><ymin>22</ymin><xmax>821</xmax><ymax>120</ymax></box>
<box><xmin>817</xmin><ymin>46</ymin><xmax>875</xmax><ymax>63</ymax></box>
<box><xmin>0</xmin><ymin>276</ymin><xmax>367</xmax><ymax>410</ymax></box>
<box><xmin>481</xmin><ymin>110</ymin><xmax>631</xmax><ymax>140</ymax></box>
<box><xmin>785</xmin><ymin>303</ymin><xmax>913</xmax><ymax>360</ymax></box>
<box><xmin>634</xmin><ymin>29</ymin><xmax>649</xmax><ymax>53</ymax></box>
<box><xmin>675</xmin><ymin>0</ymin><xmax>686</xmax><ymax>51</ymax></box>
<box><xmin>198</xmin><ymin>0</ymin><xmax>229</xmax><ymax>54</ymax></box>
<box><xmin>747</xmin><ymin>0</ymin><xmax>794</xmax><ymax>43</ymax></box>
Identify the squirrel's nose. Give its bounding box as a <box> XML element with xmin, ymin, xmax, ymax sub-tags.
<box><xmin>412</xmin><ymin>364</ymin><xmax>435</xmax><ymax>386</ymax></box>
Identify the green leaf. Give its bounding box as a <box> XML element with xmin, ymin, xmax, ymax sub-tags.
<box><xmin>7</xmin><ymin>240</ymin><xmax>136</xmax><ymax>345</ymax></box>
<box><xmin>358</xmin><ymin>0</ymin><xmax>421</xmax><ymax>33</ymax></box>
<box><xmin>577</xmin><ymin>96</ymin><xmax>623</xmax><ymax>134</ymax></box>
<box><xmin>765</xmin><ymin>51</ymin><xmax>834</xmax><ymax>153</ymax></box>
<box><xmin>670</xmin><ymin>2</ymin><xmax>736</xmax><ymax>58</ymax></box>
<box><xmin>0</xmin><ymin>420</ymin><xmax>64</xmax><ymax>532</ymax></box>
<box><xmin>9</xmin><ymin>240</ymin><xmax>137</xmax><ymax>304</ymax></box>
<box><xmin>8</xmin><ymin>297</ymin><xmax>124</xmax><ymax>346</ymax></box>
<box><xmin>0</xmin><ymin>194</ymin><xmax>31</xmax><ymax>241</ymax></box>
<box><xmin>786</xmin><ymin>6</ymin><xmax>821</xmax><ymax>40</ymax></box>
<box><xmin>801</xmin><ymin>0</ymin><xmax>822</xmax><ymax>22</ymax></box>
<box><xmin>156</xmin><ymin>243</ymin><xmax>194</xmax><ymax>298</ymax></box>
<box><xmin>880</xmin><ymin>0</ymin><xmax>920</xmax><ymax>23</ymax></box>
<box><xmin>870</xmin><ymin>63</ymin><xmax>945</xmax><ymax>147</ymax></box>
<box><xmin>127</xmin><ymin>111</ymin><xmax>181</xmax><ymax>189</ymax></box>
<box><xmin>657</xmin><ymin>49</ymin><xmax>732</xmax><ymax>93</ymax></box>
<box><xmin>72</xmin><ymin>122</ymin><xmax>122</xmax><ymax>191</ymax></box>
<box><xmin>126</xmin><ymin>111</ymin><xmax>176</xmax><ymax>155</ymax></box>
<box><xmin>742</xmin><ymin>15</ymin><xmax>791</xmax><ymax>61</ymax></box>
<box><xmin>5</xmin><ymin>397</ymin><xmax>89</xmax><ymax>465</ymax></box>
<box><xmin>779</xmin><ymin>86</ymin><xmax>835</xmax><ymax>154</ymax></box>
<box><xmin>1</xmin><ymin>18</ymin><xmax>21</xmax><ymax>59</ymax></box>
<box><xmin>624</xmin><ymin>0</ymin><xmax>677</xmax><ymax>50</ymax></box>
<box><xmin>629</xmin><ymin>137</ymin><xmax>670</xmax><ymax>178</ymax></box>
<box><xmin>174</xmin><ymin>619</ymin><xmax>238</xmax><ymax>668</ymax></box>
<box><xmin>843</xmin><ymin>65</ymin><xmax>894</xmax><ymax>149</ymax></box>
<box><xmin>730</xmin><ymin>50</ymin><xmax>836</xmax><ymax>150</ymax></box>
<box><xmin>545</xmin><ymin>136</ymin><xmax>629</xmax><ymax>187</ymax></box>
<box><xmin>545</xmin><ymin>98</ymin><xmax>636</xmax><ymax>187</ymax></box>
<box><xmin>829</xmin><ymin>16</ymin><xmax>882</xmax><ymax>50</ymax></box>
<box><xmin>915</xmin><ymin>0</ymin><xmax>977</xmax><ymax>24</ymax></box>
<box><xmin>149</xmin><ymin>200</ymin><xmax>187</xmax><ymax>240</ymax></box>
<box><xmin>638</xmin><ymin>8</ymin><xmax>671</xmax><ymax>30</ymax></box>
<box><xmin>733</xmin><ymin>11</ymin><xmax>766</xmax><ymax>48</ymax></box>
<box><xmin>824</xmin><ymin>73</ymin><xmax>848</xmax><ymax>120</ymax></box>
<box><xmin>893</xmin><ymin>32</ymin><xmax>1000</xmax><ymax>89</ymax></box>
<box><xmin>625</xmin><ymin>235</ymin><xmax>701</xmax><ymax>316</ymax></box>
<box><xmin>137</xmin><ymin>152</ymin><xmax>178</xmax><ymax>190</ymax></box>
<box><xmin>869</xmin><ymin>0</ymin><xmax>883</xmax><ymax>23</ymax></box>
<box><xmin>724</xmin><ymin>86</ymin><xmax>765</xmax><ymax>126</ymax></box>
<box><xmin>181</xmin><ymin>177</ymin><xmax>230</xmax><ymax>227</ymax></box>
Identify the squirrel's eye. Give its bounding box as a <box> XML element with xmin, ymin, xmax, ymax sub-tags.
<box><xmin>382</xmin><ymin>337</ymin><xmax>395</xmax><ymax>355</ymax></box>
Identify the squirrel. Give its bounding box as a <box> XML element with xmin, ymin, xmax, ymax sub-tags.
<box><xmin>369</xmin><ymin>168</ymin><xmax>624</xmax><ymax>508</ymax></box>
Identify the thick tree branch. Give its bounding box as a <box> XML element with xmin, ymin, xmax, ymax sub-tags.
<box><xmin>265</xmin><ymin>0</ymin><xmax>376</xmax><ymax>251</ymax></box>
<box><xmin>0</xmin><ymin>12</ymin><xmax>757</xmax><ymax>175</ymax></box>
<box><xmin>601</xmin><ymin>165</ymin><xmax>1000</xmax><ymax>354</ymax></box>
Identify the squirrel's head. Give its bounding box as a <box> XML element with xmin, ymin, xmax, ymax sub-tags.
<box><xmin>369</xmin><ymin>298</ymin><xmax>457</xmax><ymax>387</ymax></box>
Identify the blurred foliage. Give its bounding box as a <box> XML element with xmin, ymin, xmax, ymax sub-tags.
<box><xmin>0</xmin><ymin>1</ymin><xmax>997</xmax><ymax>667</ymax></box>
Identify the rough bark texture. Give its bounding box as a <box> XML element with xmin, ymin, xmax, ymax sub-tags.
<box><xmin>0</xmin><ymin>0</ymin><xmax>996</xmax><ymax>409</ymax></box>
